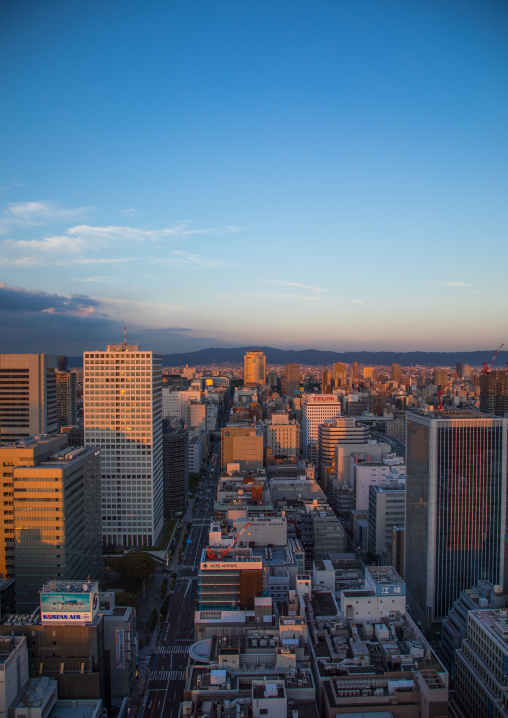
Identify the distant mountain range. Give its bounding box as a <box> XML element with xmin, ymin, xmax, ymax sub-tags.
<box><xmin>67</xmin><ymin>346</ymin><xmax>506</xmax><ymax>368</ymax></box>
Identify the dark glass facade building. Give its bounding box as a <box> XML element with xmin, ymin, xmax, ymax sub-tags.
<box><xmin>480</xmin><ymin>369</ymin><xmax>508</xmax><ymax>417</ymax></box>
<box><xmin>405</xmin><ymin>411</ymin><xmax>506</xmax><ymax>635</ymax></box>
<box><xmin>162</xmin><ymin>426</ymin><xmax>188</xmax><ymax>517</ymax></box>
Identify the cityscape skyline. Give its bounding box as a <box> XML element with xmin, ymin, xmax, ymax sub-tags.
<box><xmin>1</xmin><ymin>1</ymin><xmax>508</xmax><ymax>354</ymax></box>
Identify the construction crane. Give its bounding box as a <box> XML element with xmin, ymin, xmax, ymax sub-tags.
<box><xmin>206</xmin><ymin>522</ymin><xmax>252</xmax><ymax>562</ymax></box>
<box><xmin>481</xmin><ymin>343</ymin><xmax>504</xmax><ymax>375</ymax></box>
<box><xmin>437</xmin><ymin>372</ymin><xmax>457</xmax><ymax>410</ymax></box>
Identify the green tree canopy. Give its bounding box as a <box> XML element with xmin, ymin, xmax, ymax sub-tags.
<box><xmin>111</xmin><ymin>552</ymin><xmax>157</xmax><ymax>582</ymax></box>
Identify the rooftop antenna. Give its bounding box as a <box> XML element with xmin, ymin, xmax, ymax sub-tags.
<box><xmin>124</xmin><ymin>325</ymin><xmax>127</xmax><ymax>344</ymax></box>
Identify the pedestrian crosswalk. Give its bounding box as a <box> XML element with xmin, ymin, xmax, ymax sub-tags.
<box><xmin>151</xmin><ymin>669</ymin><xmax>186</xmax><ymax>681</ymax></box>
<box><xmin>155</xmin><ymin>644</ymin><xmax>190</xmax><ymax>654</ymax></box>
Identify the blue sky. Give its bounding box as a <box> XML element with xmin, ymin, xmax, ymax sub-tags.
<box><xmin>1</xmin><ymin>0</ymin><xmax>507</xmax><ymax>354</ymax></box>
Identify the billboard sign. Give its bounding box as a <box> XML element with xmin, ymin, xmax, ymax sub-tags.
<box><xmin>116</xmin><ymin>629</ymin><xmax>125</xmax><ymax>669</ymax></box>
<box><xmin>40</xmin><ymin>589</ymin><xmax>99</xmax><ymax>624</ymax></box>
<box><xmin>200</xmin><ymin>561</ymin><xmax>263</xmax><ymax>571</ymax></box>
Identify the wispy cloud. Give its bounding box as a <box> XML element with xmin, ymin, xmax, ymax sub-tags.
<box><xmin>274</xmin><ymin>280</ymin><xmax>327</xmax><ymax>294</ymax></box>
<box><xmin>401</xmin><ymin>227</ymin><xmax>427</xmax><ymax>237</ymax></box>
<box><xmin>0</xmin><ymin>201</ymin><xmax>90</xmax><ymax>232</ymax></box>
<box><xmin>434</xmin><ymin>281</ymin><xmax>472</xmax><ymax>287</ymax></box>
<box><xmin>351</xmin><ymin>299</ymin><xmax>364</xmax><ymax>304</ymax></box>
<box><xmin>119</xmin><ymin>208</ymin><xmax>143</xmax><ymax>217</ymax></box>
<box><xmin>80</xmin><ymin>275</ymin><xmax>125</xmax><ymax>284</ymax></box>
<box><xmin>158</xmin><ymin>250</ymin><xmax>234</xmax><ymax>269</ymax></box>
<box><xmin>1</xmin><ymin>217</ymin><xmax>243</xmax><ymax>266</ymax></box>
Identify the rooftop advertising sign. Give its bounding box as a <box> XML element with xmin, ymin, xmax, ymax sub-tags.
<box><xmin>200</xmin><ymin>561</ymin><xmax>263</xmax><ymax>571</ymax></box>
<box><xmin>40</xmin><ymin>590</ymin><xmax>99</xmax><ymax>624</ymax></box>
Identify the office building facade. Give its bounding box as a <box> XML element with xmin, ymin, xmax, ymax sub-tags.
<box><xmin>162</xmin><ymin>427</ymin><xmax>188</xmax><ymax>517</ymax></box>
<box><xmin>0</xmin><ymin>435</ymin><xmax>102</xmax><ymax>611</ymax></box>
<box><xmin>265</xmin><ymin>414</ymin><xmax>299</xmax><ymax>460</ymax></box>
<box><xmin>301</xmin><ymin>395</ymin><xmax>341</xmax><ymax>458</ymax></box>
<box><xmin>243</xmin><ymin>350</ymin><xmax>266</xmax><ymax>386</ymax></box>
<box><xmin>84</xmin><ymin>343</ymin><xmax>164</xmax><ymax>547</ymax></box>
<box><xmin>0</xmin><ymin>354</ymin><xmax>58</xmax><ymax>445</ymax></box>
<box><xmin>480</xmin><ymin>369</ymin><xmax>508</xmax><ymax>417</ymax></box>
<box><xmin>221</xmin><ymin>425</ymin><xmax>263</xmax><ymax>472</ymax></box>
<box><xmin>317</xmin><ymin>416</ymin><xmax>369</xmax><ymax>488</ymax></box>
<box><xmin>405</xmin><ymin>410</ymin><xmax>506</xmax><ymax>634</ymax></box>
<box><xmin>281</xmin><ymin>362</ymin><xmax>299</xmax><ymax>397</ymax></box>
<box><xmin>56</xmin><ymin>370</ymin><xmax>77</xmax><ymax>427</ymax></box>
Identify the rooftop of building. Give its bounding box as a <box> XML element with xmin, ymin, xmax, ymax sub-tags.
<box><xmin>40</xmin><ymin>580</ymin><xmax>99</xmax><ymax>594</ymax></box>
<box><xmin>408</xmin><ymin>409</ymin><xmax>500</xmax><ymax>420</ymax></box>
<box><xmin>366</xmin><ymin>566</ymin><xmax>404</xmax><ymax>586</ymax></box>
<box><xmin>309</xmin><ymin>611</ymin><xmax>445</xmax><ymax>680</ymax></box>
<box><xmin>251</xmin><ymin>545</ymin><xmax>294</xmax><ymax>567</ymax></box>
<box><xmin>0</xmin><ymin>434</ymin><xmax>65</xmax><ymax>449</ymax></box>
<box><xmin>188</xmin><ymin>694</ymin><xmax>319</xmax><ymax>718</ymax></box>
<box><xmin>48</xmin><ymin>699</ymin><xmax>103</xmax><ymax>718</ymax></box>
<box><xmin>0</xmin><ymin>635</ymin><xmax>23</xmax><ymax>662</ymax></box>
<box><xmin>17</xmin><ymin>445</ymin><xmax>98</xmax><ymax>469</ymax></box>
<box><xmin>309</xmin><ymin>590</ymin><xmax>339</xmax><ymax>618</ymax></box>
<box><xmin>469</xmin><ymin>608</ymin><xmax>508</xmax><ymax>646</ymax></box>
<box><xmin>11</xmin><ymin>677</ymin><xmax>56</xmax><ymax>708</ymax></box>
<box><xmin>371</xmin><ymin>483</ymin><xmax>406</xmax><ymax>493</ymax></box>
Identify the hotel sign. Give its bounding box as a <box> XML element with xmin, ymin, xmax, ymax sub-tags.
<box><xmin>200</xmin><ymin>561</ymin><xmax>263</xmax><ymax>571</ymax></box>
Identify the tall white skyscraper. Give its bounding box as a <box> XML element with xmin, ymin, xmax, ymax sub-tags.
<box><xmin>83</xmin><ymin>343</ymin><xmax>163</xmax><ymax>547</ymax></box>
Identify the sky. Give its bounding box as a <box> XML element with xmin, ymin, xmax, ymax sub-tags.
<box><xmin>1</xmin><ymin>0</ymin><xmax>507</xmax><ymax>355</ymax></box>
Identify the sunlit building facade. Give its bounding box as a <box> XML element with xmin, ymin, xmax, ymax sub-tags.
<box><xmin>0</xmin><ymin>353</ymin><xmax>58</xmax><ymax>445</ymax></box>
<box><xmin>0</xmin><ymin>435</ymin><xmax>102</xmax><ymax>612</ymax></box>
<box><xmin>281</xmin><ymin>362</ymin><xmax>299</xmax><ymax>397</ymax></box>
<box><xmin>243</xmin><ymin>350</ymin><xmax>266</xmax><ymax>386</ymax></box>
<box><xmin>84</xmin><ymin>343</ymin><xmax>164</xmax><ymax>548</ymax></box>
<box><xmin>405</xmin><ymin>410</ymin><xmax>506</xmax><ymax>635</ymax></box>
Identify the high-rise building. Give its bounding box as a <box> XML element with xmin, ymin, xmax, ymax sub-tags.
<box><xmin>434</xmin><ymin>368</ymin><xmax>448</xmax><ymax>387</ymax></box>
<box><xmin>162</xmin><ymin>426</ymin><xmax>188</xmax><ymax>517</ymax></box>
<box><xmin>480</xmin><ymin>369</ymin><xmax>508</xmax><ymax>416</ymax></box>
<box><xmin>368</xmin><ymin>483</ymin><xmax>406</xmax><ymax>558</ymax></box>
<box><xmin>83</xmin><ymin>343</ymin><xmax>164</xmax><ymax>548</ymax></box>
<box><xmin>456</xmin><ymin>361</ymin><xmax>463</xmax><ymax>380</ymax></box>
<box><xmin>333</xmin><ymin>362</ymin><xmax>347</xmax><ymax>389</ymax></box>
<box><xmin>281</xmin><ymin>363</ymin><xmax>299</xmax><ymax>397</ymax></box>
<box><xmin>0</xmin><ymin>435</ymin><xmax>102</xmax><ymax>611</ymax></box>
<box><xmin>56</xmin><ymin>370</ymin><xmax>77</xmax><ymax>427</ymax></box>
<box><xmin>317</xmin><ymin>416</ymin><xmax>369</xmax><ymax>489</ymax></box>
<box><xmin>391</xmin><ymin>363</ymin><xmax>402</xmax><ymax>382</ymax></box>
<box><xmin>266</xmin><ymin>370</ymin><xmax>278</xmax><ymax>389</ymax></box>
<box><xmin>243</xmin><ymin>350</ymin><xmax>266</xmax><ymax>386</ymax></box>
<box><xmin>405</xmin><ymin>410</ymin><xmax>506</xmax><ymax>635</ymax></box>
<box><xmin>321</xmin><ymin>370</ymin><xmax>332</xmax><ymax>394</ymax></box>
<box><xmin>301</xmin><ymin>394</ymin><xmax>341</xmax><ymax>458</ymax></box>
<box><xmin>0</xmin><ymin>354</ymin><xmax>58</xmax><ymax>445</ymax></box>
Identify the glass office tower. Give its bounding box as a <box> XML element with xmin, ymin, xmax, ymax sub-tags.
<box><xmin>405</xmin><ymin>410</ymin><xmax>506</xmax><ymax>635</ymax></box>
